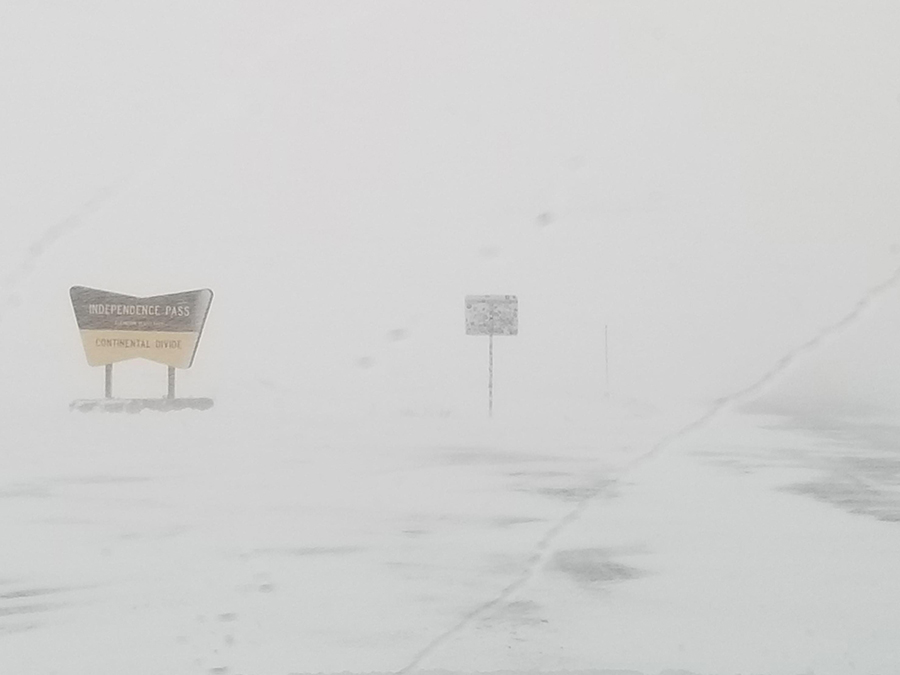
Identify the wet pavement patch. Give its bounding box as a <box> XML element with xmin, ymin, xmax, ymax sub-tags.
<box><xmin>551</xmin><ymin>548</ymin><xmax>646</xmax><ymax>587</ymax></box>
<box><xmin>702</xmin><ymin>410</ymin><xmax>900</xmax><ymax>525</ymax></box>
<box><xmin>530</xmin><ymin>483</ymin><xmax>614</xmax><ymax>502</ymax></box>
<box><xmin>491</xmin><ymin>516</ymin><xmax>544</xmax><ymax>528</ymax></box>
<box><xmin>487</xmin><ymin>599</ymin><xmax>549</xmax><ymax>627</ymax></box>
<box><xmin>54</xmin><ymin>475</ymin><xmax>152</xmax><ymax>486</ymax></box>
<box><xmin>507</xmin><ymin>470</ymin><xmax>571</xmax><ymax>478</ymax></box>
<box><xmin>691</xmin><ymin>450</ymin><xmax>771</xmax><ymax>475</ymax></box>
<box><xmin>246</xmin><ymin>545</ymin><xmax>363</xmax><ymax>557</ymax></box>
<box><xmin>402</xmin><ymin>528</ymin><xmax>428</xmax><ymax>537</ymax></box>
<box><xmin>0</xmin><ymin>584</ymin><xmax>72</xmax><ymax>631</ymax></box>
<box><xmin>782</xmin><ymin>479</ymin><xmax>900</xmax><ymax>522</ymax></box>
<box><xmin>0</xmin><ymin>483</ymin><xmax>51</xmax><ymax>499</ymax></box>
<box><xmin>0</xmin><ymin>603</ymin><xmax>57</xmax><ymax>617</ymax></box>
<box><xmin>0</xmin><ymin>587</ymin><xmax>66</xmax><ymax>600</ymax></box>
<box><xmin>437</xmin><ymin>446</ymin><xmax>569</xmax><ymax>466</ymax></box>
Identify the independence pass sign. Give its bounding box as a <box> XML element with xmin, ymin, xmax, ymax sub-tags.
<box><xmin>70</xmin><ymin>286</ymin><xmax>213</xmax><ymax>369</ymax></box>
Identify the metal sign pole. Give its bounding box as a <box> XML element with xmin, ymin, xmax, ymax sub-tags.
<box><xmin>465</xmin><ymin>295</ymin><xmax>516</xmax><ymax>420</ymax></box>
<box><xmin>488</xmin><ymin>305</ymin><xmax>495</xmax><ymax>418</ymax></box>
<box><xmin>488</xmin><ymin>331</ymin><xmax>494</xmax><ymax>418</ymax></box>
<box><xmin>605</xmin><ymin>324</ymin><xmax>610</xmax><ymax>397</ymax></box>
<box><xmin>105</xmin><ymin>364</ymin><xmax>113</xmax><ymax>399</ymax></box>
<box><xmin>167</xmin><ymin>367</ymin><xmax>176</xmax><ymax>400</ymax></box>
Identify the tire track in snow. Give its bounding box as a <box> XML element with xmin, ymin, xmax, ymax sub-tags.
<box><xmin>641</xmin><ymin>262</ymin><xmax>900</xmax><ymax>462</ymax></box>
<box><xmin>0</xmin><ymin>116</ymin><xmax>244</xmax><ymax>326</ymax></box>
<box><xmin>0</xmin><ymin>174</ymin><xmax>139</xmax><ymax>325</ymax></box>
<box><xmin>0</xmin><ymin>16</ymin><xmax>321</xmax><ymax>327</ymax></box>
<box><xmin>397</xmin><ymin>262</ymin><xmax>900</xmax><ymax>673</ymax></box>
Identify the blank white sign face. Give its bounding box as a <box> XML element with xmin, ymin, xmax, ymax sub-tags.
<box><xmin>465</xmin><ymin>295</ymin><xmax>518</xmax><ymax>336</ymax></box>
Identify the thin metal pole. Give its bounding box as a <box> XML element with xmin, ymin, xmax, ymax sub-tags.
<box><xmin>488</xmin><ymin>304</ymin><xmax>495</xmax><ymax>418</ymax></box>
<box><xmin>604</xmin><ymin>324</ymin><xmax>610</xmax><ymax>397</ymax></box>
<box><xmin>167</xmin><ymin>367</ymin><xmax>175</xmax><ymax>400</ymax></box>
<box><xmin>488</xmin><ymin>332</ymin><xmax>493</xmax><ymax>418</ymax></box>
<box><xmin>105</xmin><ymin>364</ymin><xmax>113</xmax><ymax>399</ymax></box>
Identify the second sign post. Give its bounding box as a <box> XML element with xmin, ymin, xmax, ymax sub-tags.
<box><xmin>465</xmin><ymin>295</ymin><xmax>518</xmax><ymax>417</ymax></box>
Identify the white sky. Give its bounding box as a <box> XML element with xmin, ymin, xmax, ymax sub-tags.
<box><xmin>1</xmin><ymin>2</ymin><xmax>899</xmax><ymax>416</ymax></box>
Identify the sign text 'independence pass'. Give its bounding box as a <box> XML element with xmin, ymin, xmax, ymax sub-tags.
<box><xmin>70</xmin><ymin>287</ymin><xmax>213</xmax><ymax>368</ymax></box>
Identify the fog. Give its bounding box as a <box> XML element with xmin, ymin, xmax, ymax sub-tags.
<box><xmin>2</xmin><ymin>4</ymin><xmax>900</xmax><ymax>673</ymax></box>
<box><xmin>2</xmin><ymin>2</ymin><xmax>898</xmax><ymax>419</ymax></box>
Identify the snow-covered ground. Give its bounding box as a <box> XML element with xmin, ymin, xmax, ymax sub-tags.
<box><xmin>1</xmin><ymin>394</ymin><xmax>900</xmax><ymax>675</ymax></box>
<box><xmin>0</xmin><ymin>400</ymin><xmax>676</xmax><ymax>674</ymax></box>
<box><xmin>432</xmin><ymin>408</ymin><xmax>900</xmax><ymax>675</ymax></box>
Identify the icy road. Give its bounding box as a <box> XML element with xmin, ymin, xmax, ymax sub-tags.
<box><xmin>1</xmin><ymin>398</ymin><xmax>899</xmax><ymax>675</ymax></box>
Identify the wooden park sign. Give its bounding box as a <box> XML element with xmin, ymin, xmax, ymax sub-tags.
<box><xmin>70</xmin><ymin>286</ymin><xmax>213</xmax><ymax>411</ymax></box>
<box><xmin>70</xmin><ymin>287</ymin><xmax>213</xmax><ymax>368</ymax></box>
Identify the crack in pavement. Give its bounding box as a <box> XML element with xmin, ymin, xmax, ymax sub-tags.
<box><xmin>397</xmin><ymin>262</ymin><xmax>900</xmax><ymax>673</ymax></box>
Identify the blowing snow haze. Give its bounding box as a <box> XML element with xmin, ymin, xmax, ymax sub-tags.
<box><xmin>2</xmin><ymin>2</ymin><xmax>900</xmax><ymax>416</ymax></box>
<box><xmin>4</xmin><ymin>4</ymin><xmax>900</xmax><ymax>675</ymax></box>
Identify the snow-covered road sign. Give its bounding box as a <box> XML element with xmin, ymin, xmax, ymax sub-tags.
<box><xmin>465</xmin><ymin>295</ymin><xmax>518</xmax><ymax>336</ymax></box>
<box><xmin>70</xmin><ymin>286</ymin><xmax>213</xmax><ymax>369</ymax></box>
<box><xmin>465</xmin><ymin>294</ymin><xmax>518</xmax><ymax>418</ymax></box>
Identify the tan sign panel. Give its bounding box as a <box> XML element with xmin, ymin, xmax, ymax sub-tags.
<box><xmin>70</xmin><ymin>287</ymin><xmax>213</xmax><ymax>368</ymax></box>
<box><xmin>465</xmin><ymin>295</ymin><xmax>518</xmax><ymax>336</ymax></box>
